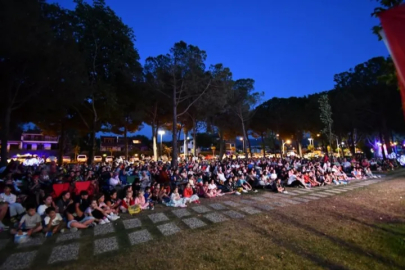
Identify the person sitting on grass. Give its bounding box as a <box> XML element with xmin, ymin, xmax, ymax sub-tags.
<box><xmin>120</xmin><ymin>191</ymin><xmax>135</xmax><ymax>213</ymax></box>
<box><xmin>167</xmin><ymin>187</ymin><xmax>187</xmax><ymax>207</ymax></box>
<box><xmin>43</xmin><ymin>206</ymin><xmax>64</xmax><ymax>237</ymax></box>
<box><xmin>151</xmin><ymin>183</ymin><xmax>160</xmax><ymax>202</ymax></box>
<box><xmin>365</xmin><ymin>167</ymin><xmax>380</xmax><ymax>179</ymax></box>
<box><xmin>109</xmin><ymin>172</ymin><xmax>122</xmax><ymax>187</ymax></box>
<box><xmin>37</xmin><ymin>194</ymin><xmax>58</xmax><ymax>217</ymax></box>
<box><xmin>335</xmin><ymin>167</ymin><xmax>349</xmax><ymax>181</ymax></box>
<box><xmin>236</xmin><ymin>176</ymin><xmax>255</xmax><ymax>193</ymax></box>
<box><xmin>323</xmin><ymin>172</ymin><xmax>333</xmax><ymax>185</ymax></box>
<box><xmin>307</xmin><ymin>171</ymin><xmax>321</xmax><ymax>187</ymax></box>
<box><xmin>351</xmin><ymin>167</ymin><xmax>363</xmax><ymax>180</ymax></box>
<box><xmin>183</xmin><ymin>183</ymin><xmax>200</xmax><ymax>204</ymax></box>
<box><xmin>286</xmin><ymin>171</ymin><xmax>308</xmax><ymax>189</ymax></box>
<box><xmin>0</xmin><ymin>185</ymin><xmax>25</xmax><ymax>223</ymax></box>
<box><xmin>56</xmin><ymin>191</ymin><xmax>73</xmax><ymax>216</ymax></box>
<box><xmin>272</xmin><ymin>178</ymin><xmax>287</xmax><ymax>193</ymax></box>
<box><xmin>158</xmin><ymin>186</ymin><xmax>170</xmax><ymax>204</ymax></box>
<box><xmin>85</xmin><ymin>199</ymin><xmax>110</xmax><ymax>224</ymax></box>
<box><xmin>208</xmin><ymin>179</ymin><xmax>224</xmax><ymax>197</ymax></box>
<box><xmin>223</xmin><ymin>177</ymin><xmax>240</xmax><ymax>195</ymax></box>
<box><xmin>331</xmin><ymin>171</ymin><xmax>348</xmax><ymax>185</ymax></box>
<box><xmin>0</xmin><ymin>202</ymin><xmax>9</xmax><ymax>231</ymax></box>
<box><xmin>134</xmin><ymin>191</ymin><xmax>149</xmax><ymax>209</ymax></box>
<box><xmin>65</xmin><ymin>191</ymin><xmax>95</xmax><ymax>232</ymax></box>
<box><xmin>198</xmin><ymin>181</ymin><xmax>214</xmax><ymax>198</ymax></box>
<box><xmin>105</xmin><ymin>190</ymin><xmax>121</xmax><ymax>215</ymax></box>
<box><xmin>11</xmin><ymin>204</ymin><xmax>42</xmax><ymax>237</ymax></box>
<box><xmin>96</xmin><ymin>193</ymin><xmax>119</xmax><ymax>221</ymax></box>
<box><xmin>144</xmin><ymin>187</ymin><xmax>154</xmax><ymax>210</ymax></box>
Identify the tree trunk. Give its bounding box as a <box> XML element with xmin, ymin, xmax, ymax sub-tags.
<box><xmin>58</xmin><ymin>121</ymin><xmax>65</xmax><ymax>166</ymax></box>
<box><xmin>192</xmin><ymin>119</ymin><xmax>197</xmax><ymax>156</ymax></box>
<box><xmin>261</xmin><ymin>132</ymin><xmax>266</xmax><ymax>156</ymax></box>
<box><xmin>298</xmin><ymin>142</ymin><xmax>302</xmax><ymax>157</ymax></box>
<box><xmin>88</xmin><ymin>120</ymin><xmax>96</xmax><ymax>165</ymax></box>
<box><xmin>152</xmin><ymin>124</ymin><xmax>157</xmax><ymax>161</ymax></box>
<box><xmin>172</xmin><ymin>88</ymin><xmax>178</xmax><ymax>168</ymax></box>
<box><xmin>177</xmin><ymin>124</ymin><xmax>182</xmax><ymax>141</ymax></box>
<box><xmin>124</xmin><ymin>124</ymin><xmax>128</xmax><ymax>160</ymax></box>
<box><xmin>246</xmin><ymin>132</ymin><xmax>252</xmax><ymax>157</ymax></box>
<box><xmin>350</xmin><ymin>130</ymin><xmax>356</xmax><ymax>156</ymax></box>
<box><xmin>295</xmin><ymin>131</ymin><xmax>303</xmax><ymax>157</ymax></box>
<box><xmin>328</xmin><ymin>124</ymin><xmax>333</xmax><ymax>156</ymax></box>
<box><xmin>241</xmin><ymin>120</ymin><xmax>248</xmax><ymax>157</ymax></box>
<box><xmin>183</xmin><ymin>130</ymin><xmax>188</xmax><ymax>158</ymax></box>
<box><xmin>219</xmin><ymin>128</ymin><xmax>225</xmax><ymax>159</ymax></box>
<box><xmin>0</xmin><ymin>107</ymin><xmax>11</xmax><ymax>167</ymax></box>
<box><xmin>382</xmin><ymin>119</ymin><xmax>392</xmax><ymax>154</ymax></box>
<box><xmin>379</xmin><ymin>131</ymin><xmax>387</xmax><ymax>160</ymax></box>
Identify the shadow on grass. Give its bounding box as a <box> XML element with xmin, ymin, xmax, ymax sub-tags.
<box><xmin>328</xmin><ymin>207</ymin><xmax>405</xmax><ymax>238</ymax></box>
<box><xmin>266</xmin><ymin>211</ymin><xmax>405</xmax><ymax>270</ymax></box>
<box><xmin>240</xmin><ymin>219</ymin><xmax>350</xmax><ymax>270</ymax></box>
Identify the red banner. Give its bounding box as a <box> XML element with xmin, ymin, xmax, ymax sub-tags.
<box><xmin>379</xmin><ymin>4</ymin><xmax>405</xmax><ymax>117</ymax></box>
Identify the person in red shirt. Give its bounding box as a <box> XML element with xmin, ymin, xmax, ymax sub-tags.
<box><xmin>183</xmin><ymin>183</ymin><xmax>200</xmax><ymax>204</ymax></box>
<box><xmin>158</xmin><ymin>166</ymin><xmax>170</xmax><ymax>184</ymax></box>
<box><xmin>120</xmin><ymin>191</ymin><xmax>135</xmax><ymax>213</ymax></box>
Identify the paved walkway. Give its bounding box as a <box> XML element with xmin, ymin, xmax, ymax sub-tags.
<box><xmin>0</xmin><ymin>178</ymin><xmax>388</xmax><ymax>270</ymax></box>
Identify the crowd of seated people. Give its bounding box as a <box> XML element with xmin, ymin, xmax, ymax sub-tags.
<box><xmin>0</xmin><ymin>154</ymin><xmax>392</xmax><ymax>239</ymax></box>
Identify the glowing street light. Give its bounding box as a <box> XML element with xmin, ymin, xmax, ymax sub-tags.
<box><xmin>316</xmin><ymin>134</ymin><xmax>320</xmax><ymax>137</ymax></box>
<box><xmin>239</xmin><ymin>137</ymin><xmax>245</xmax><ymax>152</ymax></box>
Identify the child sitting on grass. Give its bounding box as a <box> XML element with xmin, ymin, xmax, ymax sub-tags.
<box><xmin>96</xmin><ymin>194</ymin><xmax>119</xmax><ymax>221</ymax></box>
<box><xmin>43</xmin><ymin>207</ymin><xmax>64</xmax><ymax>237</ymax></box>
<box><xmin>158</xmin><ymin>186</ymin><xmax>170</xmax><ymax>204</ymax></box>
<box><xmin>11</xmin><ymin>204</ymin><xmax>42</xmax><ymax>237</ymax></box>
<box><xmin>134</xmin><ymin>191</ymin><xmax>149</xmax><ymax>210</ymax></box>
<box><xmin>144</xmin><ymin>187</ymin><xmax>154</xmax><ymax>210</ymax></box>
<box><xmin>85</xmin><ymin>199</ymin><xmax>110</xmax><ymax>224</ymax></box>
<box><xmin>120</xmin><ymin>191</ymin><xmax>135</xmax><ymax>213</ymax></box>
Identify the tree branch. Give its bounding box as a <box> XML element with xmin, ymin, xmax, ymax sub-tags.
<box><xmin>177</xmin><ymin>80</ymin><xmax>211</xmax><ymax>117</ymax></box>
<box><xmin>73</xmin><ymin>105</ymin><xmax>90</xmax><ymax>129</ymax></box>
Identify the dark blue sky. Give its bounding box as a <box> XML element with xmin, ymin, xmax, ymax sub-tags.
<box><xmin>53</xmin><ymin>0</ymin><xmax>388</xmax><ymax>138</ymax></box>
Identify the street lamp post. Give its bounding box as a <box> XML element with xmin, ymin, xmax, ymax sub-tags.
<box><xmin>282</xmin><ymin>139</ymin><xmax>291</xmax><ymax>156</ymax></box>
<box><xmin>239</xmin><ymin>137</ymin><xmax>244</xmax><ymax>153</ymax></box>
<box><xmin>158</xmin><ymin>130</ymin><xmax>165</xmax><ymax>158</ymax></box>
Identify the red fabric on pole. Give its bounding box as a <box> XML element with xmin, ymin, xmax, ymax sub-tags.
<box><xmin>379</xmin><ymin>5</ymin><xmax>405</xmax><ymax>117</ymax></box>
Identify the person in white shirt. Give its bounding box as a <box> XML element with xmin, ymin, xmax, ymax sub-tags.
<box><xmin>217</xmin><ymin>170</ymin><xmax>226</xmax><ymax>183</ymax></box>
<box><xmin>270</xmin><ymin>170</ymin><xmax>278</xmax><ymax>181</ymax></box>
<box><xmin>109</xmin><ymin>172</ymin><xmax>121</xmax><ymax>187</ymax></box>
<box><xmin>43</xmin><ymin>206</ymin><xmax>64</xmax><ymax>236</ymax></box>
<box><xmin>208</xmin><ymin>180</ymin><xmax>223</xmax><ymax>197</ymax></box>
<box><xmin>37</xmin><ymin>195</ymin><xmax>57</xmax><ymax>217</ymax></box>
<box><xmin>140</xmin><ymin>171</ymin><xmax>151</xmax><ymax>191</ymax></box>
<box><xmin>0</xmin><ymin>185</ymin><xmax>25</xmax><ymax>219</ymax></box>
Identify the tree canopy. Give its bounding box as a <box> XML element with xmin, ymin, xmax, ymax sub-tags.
<box><xmin>1</xmin><ymin>0</ymin><xmax>404</xmax><ymax>165</ymax></box>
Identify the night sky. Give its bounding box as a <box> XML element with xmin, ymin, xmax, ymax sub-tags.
<box><xmin>53</xmin><ymin>0</ymin><xmax>389</xmax><ymax>138</ymax></box>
